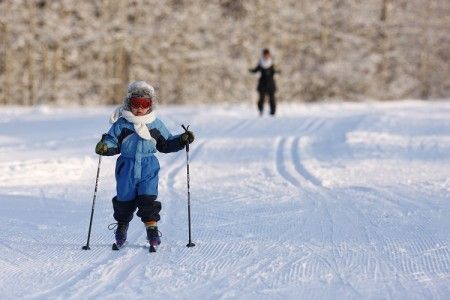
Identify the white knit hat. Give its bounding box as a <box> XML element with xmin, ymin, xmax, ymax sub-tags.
<box><xmin>124</xmin><ymin>81</ymin><xmax>155</xmax><ymax>108</ymax></box>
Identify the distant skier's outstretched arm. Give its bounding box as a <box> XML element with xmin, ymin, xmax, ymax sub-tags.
<box><xmin>249</xmin><ymin>65</ymin><xmax>260</xmax><ymax>73</ymax></box>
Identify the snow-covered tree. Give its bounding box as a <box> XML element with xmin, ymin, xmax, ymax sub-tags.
<box><xmin>0</xmin><ymin>0</ymin><xmax>449</xmax><ymax>105</ymax></box>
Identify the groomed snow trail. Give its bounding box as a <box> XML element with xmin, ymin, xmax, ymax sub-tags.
<box><xmin>0</xmin><ymin>102</ymin><xmax>449</xmax><ymax>299</ymax></box>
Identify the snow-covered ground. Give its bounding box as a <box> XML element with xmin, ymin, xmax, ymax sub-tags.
<box><xmin>1</xmin><ymin>101</ymin><xmax>449</xmax><ymax>299</ymax></box>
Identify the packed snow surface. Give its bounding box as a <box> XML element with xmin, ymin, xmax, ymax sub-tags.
<box><xmin>1</xmin><ymin>101</ymin><xmax>449</xmax><ymax>299</ymax></box>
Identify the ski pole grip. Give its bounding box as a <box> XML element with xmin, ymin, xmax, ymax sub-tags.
<box><xmin>181</xmin><ymin>125</ymin><xmax>190</xmax><ymax>152</ymax></box>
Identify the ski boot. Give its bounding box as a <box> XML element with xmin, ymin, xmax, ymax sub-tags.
<box><xmin>110</xmin><ymin>222</ymin><xmax>129</xmax><ymax>250</ymax></box>
<box><xmin>145</xmin><ymin>221</ymin><xmax>161</xmax><ymax>253</ymax></box>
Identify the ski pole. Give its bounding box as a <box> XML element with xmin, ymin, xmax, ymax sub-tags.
<box><xmin>182</xmin><ymin>125</ymin><xmax>195</xmax><ymax>248</ymax></box>
<box><xmin>82</xmin><ymin>136</ymin><xmax>105</xmax><ymax>250</ymax></box>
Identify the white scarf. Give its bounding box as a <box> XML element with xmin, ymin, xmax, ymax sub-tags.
<box><xmin>259</xmin><ymin>57</ymin><xmax>273</xmax><ymax>69</ymax></box>
<box><xmin>109</xmin><ymin>106</ymin><xmax>156</xmax><ymax>143</ymax></box>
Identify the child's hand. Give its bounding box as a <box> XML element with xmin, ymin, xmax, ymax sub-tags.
<box><xmin>180</xmin><ymin>131</ymin><xmax>195</xmax><ymax>145</ymax></box>
<box><xmin>95</xmin><ymin>141</ymin><xmax>108</xmax><ymax>155</ymax></box>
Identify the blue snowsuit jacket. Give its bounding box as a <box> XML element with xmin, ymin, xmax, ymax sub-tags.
<box><xmin>102</xmin><ymin>117</ymin><xmax>185</xmax><ymax>201</ymax></box>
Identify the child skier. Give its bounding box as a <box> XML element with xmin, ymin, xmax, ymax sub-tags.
<box><xmin>95</xmin><ymin>81</ymin><xmax>194</xmax><ymax>252</ymax></box>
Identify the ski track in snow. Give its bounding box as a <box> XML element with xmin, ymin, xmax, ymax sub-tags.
<box><xmin>0</xmin><ymin>102</ymin><xmax>449</xmax><ymax>299</ymax></box>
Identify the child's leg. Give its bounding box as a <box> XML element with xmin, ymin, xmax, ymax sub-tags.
<box><xmin>136</xmin><ymin>195</ymin><xmax>162</xmax><ymax>246</ymax></box>
<box><xmin>136</xmin><ymin>156</ymin><xmax>161</xmax><ymax>223</ymax></box>
<box><xmin>113</xmin><ymin>156</ymin><xmax>138</xmax><ymax>245</ymax></box>
<box><xmin>111</xmin><ymin>197</ymin><xmax>136</xmax><ymax>246</ymax></box>
<box><xmin>136</xmin><ymin>195</ymin><xmax>161</xmax><ymax>223</ymax></box>
<box><xmin>137</xmin><ymin>156</ymin><xmax>162</xmax><ymax>247</ymax></box>
<box><xmin>115</xmin><ymin>156</ymin><xmax>138</xmax><ymax>202</ymax></box>
<box><xmin>112</xmin><ymin>196</ymin><xmax>137</xmax><ymax>223</ymax></box>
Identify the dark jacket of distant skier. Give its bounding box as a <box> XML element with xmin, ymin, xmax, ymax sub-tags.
<box><xmin>249</xmin><ymin>62</ymin><xmax>278</xmax><ymax>93</ymax></box>
<box><xmin>249</xmin><ymin>49</ymin><xmax>279</xmax><ymax>116</ymax></box>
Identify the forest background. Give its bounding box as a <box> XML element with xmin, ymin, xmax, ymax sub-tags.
<box><xmin>0</xmin><ymin>0</ymin><xmax>449</xmax><ymax>105</ymax></box>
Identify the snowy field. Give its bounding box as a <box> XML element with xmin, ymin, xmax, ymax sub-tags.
<box><xmin>1</xmin><ymin>101</ymin><xmax>450</xmax><ymax>299</ymax></box>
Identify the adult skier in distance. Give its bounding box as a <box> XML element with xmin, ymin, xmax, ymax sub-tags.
<box><xmin>249</xmin><ymin>48</ymin><xmax>280</xmax><ymax>116</ymax></box>
<box><xmin>95</xmin><ymin>81</ymin><xmax>195</xmax><ymax>252</ymax></box>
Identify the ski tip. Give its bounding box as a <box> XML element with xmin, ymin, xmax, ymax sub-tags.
<box><xmin>112</xmin><ymin>241</ymin><xmax>128</xmax><ymax>250</ymax></box>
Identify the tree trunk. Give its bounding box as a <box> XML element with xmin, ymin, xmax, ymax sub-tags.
<box><xmin>0</xmin><ymin>22</ymin><xmax>9</xmax><ymax>105</ymax></box>
<box><xmin>377</xmin><ymin>0</ymin><xmax>391</xmax><ymax>99</ymax></box>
